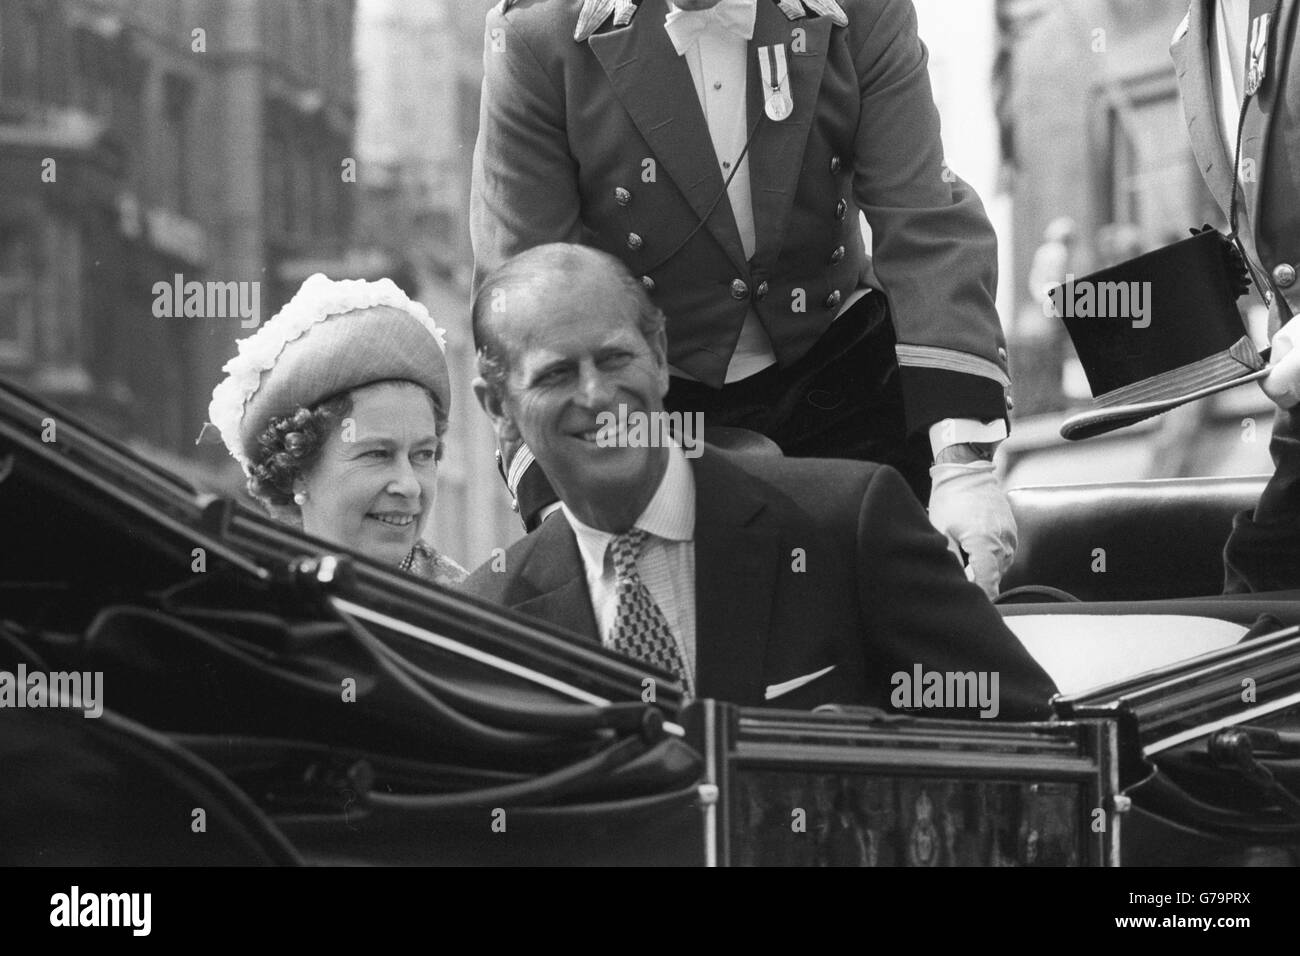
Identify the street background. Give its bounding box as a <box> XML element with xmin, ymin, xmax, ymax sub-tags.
<box><xmin>0</xmin><ymin>0</ymin><xmax>1274</xmax><ymax>572</ymax></box>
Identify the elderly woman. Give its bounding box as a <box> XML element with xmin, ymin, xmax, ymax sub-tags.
<box><xmin>208</xmin><ymin>274</ymin><xmax>467</xmax><ymax>585</ymax></box>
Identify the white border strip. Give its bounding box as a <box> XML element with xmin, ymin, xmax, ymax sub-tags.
<box><xmin>704</xmin><ymin>700</ymin><xmax>718</xmax><ymax>868</ymax></box>
<box><xmin>1144</xmin><ymin>688</ymin><xmax>1300</xmax><ymax>756</ymax></box>
<box><xmin>331</xmin><ymin>597</ymin><xmax>684</xmax><ymax>736</ymax></box>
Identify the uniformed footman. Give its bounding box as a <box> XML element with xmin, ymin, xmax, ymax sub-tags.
<box><xmin>472</xmin><ymin>0</ymin><xmax>1019</xmax><ymax>597</ymax></box>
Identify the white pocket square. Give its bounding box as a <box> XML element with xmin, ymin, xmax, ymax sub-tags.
<box><xmin>764</xmin><ymin>665</ymin><xmax>836</xmax><ymax>701</ymax></box>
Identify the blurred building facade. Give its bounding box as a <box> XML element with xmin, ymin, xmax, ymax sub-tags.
<box><xmin>354</xmin><ymin>0</ymin><xmax>518</xmax><ymax>569</ymax></box>
<box><xmin>994</xmin><ymin>0</ymin><xmax>1273</xmax><ymax>482</ymax></box>
<box><xmin>0</xmin><ymin>0</ymin><xmax>357</xmax><ymax>471</ymax></box>
<box><xmin>912</xmin><ymin>0</ymin><xmax>1014</xmax><ymax>325</ymax></box>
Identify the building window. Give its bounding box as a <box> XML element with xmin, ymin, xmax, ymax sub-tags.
<box><xmin>314</xmin><ymin>149</ymin><xmax>334</xmax><ymax>240</ymax></box>
<box><xmin>160</xmin><ymin>74</ymin><xmax>194</xmax><ymax>216</ymax></box>
<box><xmin>288</xmin><ymin>0</ymin><xmax>307</xmax><ymax>78</ymax></box>
<box><xmin>1097</xmin><ymin>75</ymin><xmax>1212</xmax><ymax>255</ymax></box>
<box><xmin>265</xmin><ymin>123</ymin><xmax>293</xmax><ymax>239</ymax></box>
<box><xmin>293</xmin><ymin>146</ymin><xmax>313</xmax><ymax>240</ymax></box>
<box><xmin>0</xmin><ymin>3</ymin><xmax>11</xmax><ymax>98</ymax></box>
<box><xmin>164</xmin><ymin>0</ymin><xmax>185</xmax><ymax>42</ymax></box>
<box><xmin>0</xmin><ymin>227</ymin><xmax>37</xmax><ymax>365</ymax></box>
<box><xmin>73</xmin><ymin>27</ymin><xmax>113</xmax><ymax>115</ymax></box>
<box><xmin>267</xmin><ymin>0</ymin><xmax>291</xmax><ymax>59</ymax></box>
<box><xmin>322</xmin><ymin>3</ymin><xmax>341</xmax><ymax>92</ymax></box>
<box><xmin>7</xmin><ymin>3</ymin><xmax>48</xmax><ymax>102</ymax></box>
<box><xmin>303</xmin><ymin>0</ymin><xmax>322</xmax><ymax>83</ymax></box>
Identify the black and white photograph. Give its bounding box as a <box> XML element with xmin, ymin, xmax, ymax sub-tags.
<box><xmin>0</xmin><ymin>0</ymin><xmax>1297</xmax><ymax>916</ymax></box>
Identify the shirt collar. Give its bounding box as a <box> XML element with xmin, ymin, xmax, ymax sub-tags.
<box><xmin>563</xmin><ymin>445</ymin><xmax>696</xmax><ymax>573</ymax></box>
<box><xmin>664</xmin><ymin>0</ymin><xmax>757</xmax><ymax>56</ymax></box>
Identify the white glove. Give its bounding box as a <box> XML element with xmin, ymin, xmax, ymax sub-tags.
<box><xmin>927</xmin><ymin>460</ymin><xmax>1017</xmax><ymax>600</ymax></box>
<box><xmin>1262</xmin><ymin>315</ymin><xmax>1300</xmax><ymax>409</ymax></box>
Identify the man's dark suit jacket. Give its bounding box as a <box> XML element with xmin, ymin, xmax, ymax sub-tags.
<box><xmin>463</xmin><ymin>450</ymin><xmax>1057</xmax><ymax>719</ymax></box>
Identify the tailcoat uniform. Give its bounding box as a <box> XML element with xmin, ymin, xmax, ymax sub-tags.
<box><xmin>471</xmin><ymin>0</ymin><xmax>1014</xmax><ymax>453</ymax></box>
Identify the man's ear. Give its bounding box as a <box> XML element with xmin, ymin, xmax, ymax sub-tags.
<box><xmin>649</xmin><ymin>327</ymin><xmax>670</xmax><ymax>397</ymax></box>
<box><xmin>473</xmin><ymin>376</ymin><xmax>520</xmax><ymax>443</ymax></box>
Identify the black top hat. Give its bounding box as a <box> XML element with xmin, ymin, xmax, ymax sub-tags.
<box><xmin>1054</xmin><ymin>228</ymin><xmax>1260</xmax><ymax>441</ymax></box>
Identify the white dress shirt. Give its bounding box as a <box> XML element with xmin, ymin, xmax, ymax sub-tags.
<box><xmin>666</xmin><ymin>0</ymin><xmax>776</xmax><ymax>383</ymax></box>
<box><xmin>561</xmin><ymin>446</ymin><xmax>698</xmax><ymax>689</ymax></box>
<box><xmin>664</xmin><ymin>0</ymin><xmax>1005</xmax><ymax>457</ymax></box>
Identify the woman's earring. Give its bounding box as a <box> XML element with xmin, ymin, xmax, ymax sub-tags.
<box><xmin>293</xmin><ymin>491</ymin><xmax>308</xmax><ymax>506</ymax></box>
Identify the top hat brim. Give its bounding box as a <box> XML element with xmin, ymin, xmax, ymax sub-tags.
<box><xmin>1060</xmin><ymin>366</ymin><xmax>1268</xmax><ymax>441</ymax></box>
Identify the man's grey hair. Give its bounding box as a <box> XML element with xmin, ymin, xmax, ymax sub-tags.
<box><xmin>472</xmin><ymin>243</ymin><xmax>667</xmax><ymax>398</ymax></box>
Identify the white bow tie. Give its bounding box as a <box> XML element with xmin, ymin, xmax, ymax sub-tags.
<box><xmin>664</xmin><ymin>0</ymin><xmax>757</xmax><ymax>55</ymax></box>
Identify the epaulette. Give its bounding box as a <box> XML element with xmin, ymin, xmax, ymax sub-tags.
<box><xmin>575</xmin><ymin>0</ymin><xmax>642</xmax><ymax>42</ymax></box>
<box><xmin>798</xmin><ymin>0</ymin><xmax>848</xmax><ymax>27</ymax></box>
<box><xmin>1171</xmin><ymin>9</ymin><xmax>1190</xmax><ymax>45</ymax></box>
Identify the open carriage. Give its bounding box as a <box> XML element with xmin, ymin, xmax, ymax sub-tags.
<box><xmin>3</xmin><ymin>375</ymin><xmax>1298</xmax><ymax>866</ymax></box>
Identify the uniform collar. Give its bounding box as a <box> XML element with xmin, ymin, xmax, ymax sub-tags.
<box><xmin>664</xmin><ymin>0</ymin><xmax>757</xmax><ymax>54</ymax></box>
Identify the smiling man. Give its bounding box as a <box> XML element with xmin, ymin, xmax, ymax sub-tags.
<box><xmin>464</xmin><ymin>244</ymin><xmax>1055</xmax><ymax>715</ymax></box>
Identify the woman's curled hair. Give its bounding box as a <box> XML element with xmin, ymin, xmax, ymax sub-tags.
<box><xmin>246</xmin><ymin>392</ymin><xmax>354</xmax><ymax>507</ymax></box>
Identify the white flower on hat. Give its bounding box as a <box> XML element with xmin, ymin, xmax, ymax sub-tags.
<box><xmin>206</xmin><ymin>274</ymin><xmax>448</xmax><ymax>472</ymax></box>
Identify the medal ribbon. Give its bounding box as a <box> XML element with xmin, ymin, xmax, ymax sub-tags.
<box><xmin>1226</xmin><ymin>0</ymin><xmax>1282</xmax><ymax>308</ymax></box>
<box><xmin>757</xmin><ymin>43</ymin><xmax>791</xmax><ymax>117</ymax></box>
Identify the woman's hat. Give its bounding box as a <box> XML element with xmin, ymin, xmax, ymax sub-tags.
<box><xmin>207</xmin><ymin>274</ymin><xmax>449</xmax><ymax>473</ymax></box>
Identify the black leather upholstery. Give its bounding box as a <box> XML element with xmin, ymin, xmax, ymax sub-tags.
<box><xmin>1002</xmin><ymin>475</ymin><xmax>1270</xmax><ymax>601</ymax></box>
<box><xmin>703</xmin><ymin>425</ymin><xmax>783</xmax><ymax>457</ymax></box>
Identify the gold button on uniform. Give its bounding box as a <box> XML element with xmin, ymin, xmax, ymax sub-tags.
<box><xmin>641</xmin><ymin>275</ymin><xmax>656</xmax><ymax>293</ymax></box>
<box><xmin>829</xmin><ymin>245</ymin><xmax>845</xmax><ymax>264</ymax></box>
<box><xmin>1274</xmin><ymin>263</ymin><xmax>1297</xmax><ymax>288</ymax></box>
<box><xmin>755</xmin><ymin>280</ymin><xmax>769</xmax><ymax>300</ymax></box>
<box><xmin>614</xmin><ymin>187</ymin><xmax>631</xmax><ymax>206</ymax></box>
<box><xmin>627</xmin><ymin>232</ymin><xmax>643</xmax><ymax>251</ymax></box>
<box><xmin>824</xmin><ymin>289</ymin><xmax>842</xmax><ymax>309</ymax></box>
<box><xmin>835</xmin><ymin>199</ymin><xmax>848</xmax><ymax>220</ymax></box>
<box><xmin>730</xmin><ymin>279</ymin><xmax>749</xmax><ymax>300</ymax></box>
<box><xmin>830</xmin><ymin>156</ymin><xmax>842</xmax><ymax>174</ymax></box>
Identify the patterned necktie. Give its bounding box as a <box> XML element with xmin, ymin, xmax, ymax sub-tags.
<box><xmin>608</xmin><ymin>528</ymin><xmax>691</xmax><ymax>695</ymax></box>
